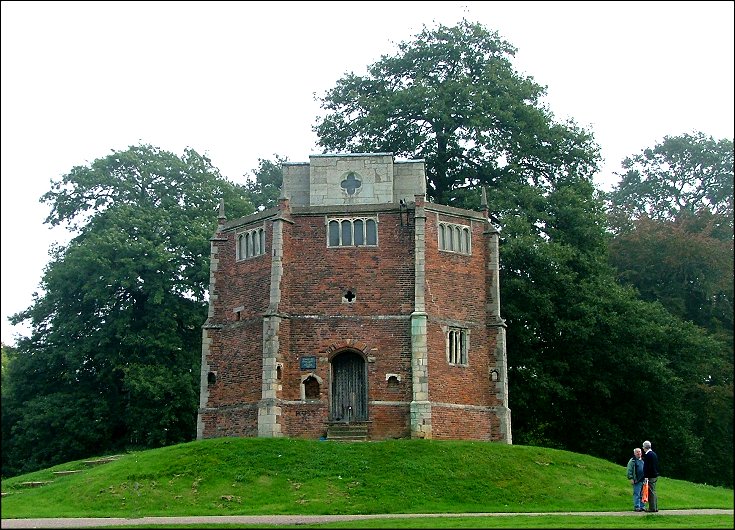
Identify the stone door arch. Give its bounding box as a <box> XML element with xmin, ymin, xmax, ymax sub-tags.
<box><xmin>330</xmin><ymin>349</ymin><xmax>368</xmax><ymax>422</ymax></box>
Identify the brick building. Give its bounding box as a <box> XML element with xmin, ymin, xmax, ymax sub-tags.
<box><xmin>197</xmin><ymin>153</ymin><xmax>511</xmax><ymax>442</ymax></box>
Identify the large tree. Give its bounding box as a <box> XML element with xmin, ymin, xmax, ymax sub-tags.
<box><xmin>313</xmin><ymin>20</ymin><xmax>733</xmax><ymax>487</ymax></box>
<box><xmin>606</xmin><ymin>133</ymin><xmax>734</xmax><ymax>336</ymax></box>
<box><xmin>605</xmin><ymin>134</ymin><xmax>734</xmax><ymax>487</ymax></box>
<box><xmin>607</xmin><ymin>132</ymin><xmax>734</xmax><ymax>230</ymax></box>
<box><xmin>314</xmin><ymin>18</ymin><xmax>600</xmax><ymax>205</ymax></box>
<box><xmin>2</xmin><ymin>145</ymin><xmax>253</xmax><ymax>477</ymax></box>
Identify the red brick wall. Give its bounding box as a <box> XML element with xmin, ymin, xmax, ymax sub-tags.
<box><xmin>211</xmin><ymin>220</ymin><xmax>272</xmax><ymax>321</ymax></box>
<box><xmin>368</xmin><ymin>404</ymin><xmax>411</xmax><ymax>439</ymax></box>
<box><xmin>200</xmin><ymin>218</ymin><xmax>274</xmax><ymax>437</ymax></box>
<box><xmin>431</xmin><ymin>407</ymin><xmax>495</xmax><ymax>440</ymax></box>
<box><xmin>202</xmin><ymin>205</ymin><xmax>504</xmax><ymax>441</ymax></box>
<box><xmin>280</xmin><ymin>403</ymin><xmax>330</xmax><ymax>438</ymax></box>
<box><xmin>422</xmin><ymin>211</ymin><xmax>501</xmax><ymax>439</ymax></box>
<box><xmin>424</xmin><ymin>212</ymin><xmax>488</xmax><ymax>320</ymax></box>
<box><xmin>205</xmin><ymin>323</ymin><xmax>263</xmax><ymax>405</ymax></box>
<box><xmin>279</xmin><ymin>317</ymin><xmax>413</xmax><ymax>439</ymax></box>
<box><xmin>199</xmin><ymin>404</ymin><xmax>258</xmax><ymax>438</ymax></box>
<box><xmin>281</xmin><ymin>213</ymin><xmax>415</xmax><ymax>316</ymax></box>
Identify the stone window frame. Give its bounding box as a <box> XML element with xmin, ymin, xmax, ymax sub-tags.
<box><xmin>237</xmin><ymin>225</ymin><xmax>266</xmax><ymax>260</ymax></box>
<box><xmin>326</xmin><ymin>216</ymin><xmax>379</xmax><ymax>247</ymax></box>
<box><xmin>438</xmin><ymin>221</ymin><xmax>471</xmax><ymax>255</ymax></box>
<box><xmin>300</xmin><ymin>373</ymin><xmax>323</xmax><ymax>401</ymax></box>
<box><xmin>446</xmin><ymin>327</ymin><xmax>469</xmax><ymax>366</ymax></box>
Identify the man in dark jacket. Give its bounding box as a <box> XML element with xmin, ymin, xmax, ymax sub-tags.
<box><xmin>642</xmin><ymin>440</ymin><xmax>660</xmax><ymax>512</ymax></box>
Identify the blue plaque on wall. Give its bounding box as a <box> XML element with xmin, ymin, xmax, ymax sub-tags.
<box><xmin>300</xmin><ymin>356</ymin><xmax>317</xmax><ymax>370</ymax></box>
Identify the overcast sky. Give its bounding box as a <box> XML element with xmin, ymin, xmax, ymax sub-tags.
<box><xmin>2</xmin><ymin>1</ymin><xmax>733</xmax><ymax>345</ymax></box>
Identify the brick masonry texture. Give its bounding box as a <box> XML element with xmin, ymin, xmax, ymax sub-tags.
<box><xmin>197</xmin><ymin>154</ymin><xmax>511</xmax><ymax>443</ymax></box>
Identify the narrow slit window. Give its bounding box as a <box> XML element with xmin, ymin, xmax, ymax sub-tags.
<box><xmin>354</xmin><ymin>219</ymin><xmax>364</xmax><ymax>245</ymax></box>
<box><xmin>341</xmin><ymin>220</ymin><xmax>352</xmax><ymax>246</ymax></box>
<box><xmin>329</xmin><ymin>220</ymin><xmax>340</xmax><ymax>247</ymax></box>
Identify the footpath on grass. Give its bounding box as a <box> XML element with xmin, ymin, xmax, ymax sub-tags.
<box><xmin>1</xmin><ymin>509</ymin><xmax>733</xmax><ymax>528</ymax></box>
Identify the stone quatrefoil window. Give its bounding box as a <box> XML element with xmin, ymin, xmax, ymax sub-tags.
<box><xmin>447</xmin><ymin>327</ymin><xmax>469</xmax><ymax>365</ymax></box>
<box><xmin>327</xmin><ymin>217</ymin><xmax>378</xmax><ymax>247</ymax></box>
<box><xmin>237</xmin><ymin>227</ymin><xmax>265</xmax><ymax>260</ymax></box>
<box><xmin>438</xmin><ymin>222</ymin><xmax>471</xmax><ymax>255</ymax></box>
<box><xmin>340</xmin><ymin>171</ymin><xmax>362</xmax><ymax>196</ymax></box>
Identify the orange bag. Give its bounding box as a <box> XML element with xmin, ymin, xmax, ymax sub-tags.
<box><xmin>642</xmin><ymin>481</ymin><xmax>649</xmax><ymax>504</ymax></box>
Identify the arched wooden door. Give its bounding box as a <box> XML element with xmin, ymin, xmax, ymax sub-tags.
<box><xmin>330</xmin><ymin>350</ymin><xmax>368</xmax><ymax>422</ymax></box>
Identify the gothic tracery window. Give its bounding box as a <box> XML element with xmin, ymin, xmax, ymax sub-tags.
<box><xmin>327</xmin><ymin>217</ymin><xmax>378</xmax><ymax>247</ymax></box>
<box><xmin>438</xmin><ymin>222</ymin><xmax>471</xmax><ymax>255</ymax></box>
<box><xmin>237</xmin><ymin>226</ymin><xmax>266</xmax><ymax>260</ymax></box>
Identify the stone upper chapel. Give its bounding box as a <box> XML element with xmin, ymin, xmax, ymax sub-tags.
<box><xmin>197</xmin><ymin>152</ymin><xmax>511</xmax><ymax>443</ymax></box>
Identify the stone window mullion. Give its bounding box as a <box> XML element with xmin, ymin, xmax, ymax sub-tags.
<box><xmin>236</xmin><ymin>226</ymin><xmax>267</xmax><ymax>260</ymax></box>
<box><xmin>327</xmin><ymin>217</ymin><xmax>379</xmax><ymax>247</ymax></box>
<box><xmin>447</xmin><ymin>327</ymin><xmax>469</xmax><ymax>366</ymax></box>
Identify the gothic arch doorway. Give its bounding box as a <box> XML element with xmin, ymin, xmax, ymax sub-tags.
<box><xmin>330</xmin><ymin>350</ymin><xmax>368</xmax><ymax>422</ymax></box>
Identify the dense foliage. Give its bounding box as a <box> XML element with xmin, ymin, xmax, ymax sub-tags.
<box><xmin>314</xmin><ymin>20</ymin><xmax>733</xmax><ymax>487</ymax></box>
<box><xmin>243</xmin><ymin>155</ymin><xmax>289</xmax><ymax>211</ymax></box>
<box><xmin>1</xmin><ymin>145</ymin><xmax>253</xmax><ymax>477</ymax></box>
<box><xmin>607</xmin><ymin>132</ymin><xmax>733</xmax><ymax>228</ymax></box>
<box><xmin>606</xmin><ymin>134</ymin><xmax>734</xmax><ymax>336</ymax></box>
<box><xmin>605</xmin><ymin>133</ymin><xmax>733</xmax><ymax>487</ymax></box>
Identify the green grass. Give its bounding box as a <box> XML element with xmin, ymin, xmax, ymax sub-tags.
<box><xmin>1</xmin><ymin>437</ymin><xmax>732</xmax><ymax>528</ymax></box>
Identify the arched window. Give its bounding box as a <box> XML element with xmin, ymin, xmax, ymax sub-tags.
<box><xmin>365</xmin><ymin>219</ymin><xmax>377</xmax><ymax>245</ymax></box>
<box><xmin>328</xmin><ymin>220</ymin><xmax>340</xmax><ymax>246</ymax></box>
<box><xmin>237</xmin><ymin>226</ymin><xmax>266</xmax><ymax>260</ymax></box>
<box><xmin>341</xmin><ymin>219</ymin><xmax>352</xmax><ymax>246</ymax></box>
<box><xmin>303</xmin><ymin>375</ymin><xmax>321</xmax><ymax>400</ymax></box>
<box><xmin>353</xmin><ymin>219</ymin><xmax>364</xmax><ymax>245</ymax></box>
<box><xmin>447</xmin><ymin>327</ymin><xmax>469</xmax><ymax>365</ymax></box>
<box><xmin>438</xmin><ymin>222</ymin><xmax>471</xmax><ymax>255</ymax></box>
<box><xmin>326</xmin><ymin>217</ymin><xmax>379</xmax><ymax>247</ymax></box>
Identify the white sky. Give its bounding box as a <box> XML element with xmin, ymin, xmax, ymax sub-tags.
<box><xmin>2</xmin><ymin>1</ymin><xmax>733</xmax><ymax>346</ymax></box>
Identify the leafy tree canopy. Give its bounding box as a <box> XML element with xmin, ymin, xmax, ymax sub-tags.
<box><xmin>314</xmin><ymin>19</ymin><xmax>601</xmax><ymax>204</ymax></box>
<box><xmin>604</xmin><ymin>134</ymin><xmax>733</xmax><ymax>487</ymax></box>
<box><xmin>609</xmin><ymin>212</ymin><xmax>733</xmax><ymax>334</ymax></box>
<box><xmin>40</xmin><ymin>144</ymin><xmax>252</xmax><ymax>297</ymax></box>
<box><xmin>606</xmin><ymin>133</ymin><xmax>734</xmax><ymax>336</ymax></box>
<box><xmin>242</xmin><ymin>155</ymin><xmax>288</xmax><ymax>211</ymax></box>
<box><xmin>606</xmin><ymin>132</ymin><xmax>734</xmax><ymax>231</ymax></box>
<box><xmin>2</xmin><ymin>144</ymin><xmax>253</xmax><ymax>477</ymax></box>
